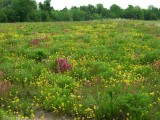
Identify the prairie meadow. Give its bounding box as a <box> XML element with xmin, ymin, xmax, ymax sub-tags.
<box><xmin>0</xmin><ymin>19</ymin><xmax>160</xmax><ymax>119</ymax></box>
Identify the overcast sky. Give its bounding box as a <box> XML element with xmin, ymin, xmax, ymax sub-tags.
<box><xmin>36</xmin><ymin>0</ymin><xmax>160</xmax><ymax>10</ymax></box>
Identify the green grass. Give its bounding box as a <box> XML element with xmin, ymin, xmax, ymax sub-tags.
<box><xmin>0</xmin><ymin>19</ymin><xmax>160</xmax><ymax>119</ymax></box>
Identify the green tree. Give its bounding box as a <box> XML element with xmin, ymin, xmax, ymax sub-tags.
<box><xmin>60</xmin><ymin>8</ymin><xmax>73</xmax><ymax>21</ymax></box>
<box><xmin>0</xmin><ymin>0</ymin><xmax>11</xmax><ymax>8</ymax></box>
<box><xmin>39</xmin><ymin>0</ymin><xmax>53</xmax><ymax>14</ymax></box>
<box><xmin>12</xmin><ymin>0</ymin><xmax>37</xmax><ymax>22</ymax></box>
<box><xmin>144</xmin><ymin>10</ymin><xmax>157</xmax><ymax>20</ymax></box>
<box><xmin>159</xmin><ymin>8</ymin><xmax>160</xmax><ymax>19</ymax></box>
<box><xmin>71</xmin><ymin>7</ymin><xmax>85</xmax><ymax>21</ymax></box>
<box><xmin>50</xmin><ymin>10</ymin><xmax>61</xmax><ymax>21</ymax></box>
<box><xmin>0</xmin><ymin>1</ymin><xmax>160</xmax><ymax>22</ymax></box>
<box><xmin>3</xmin><ymin>7</ymin><xmax>18</xmax><ymax>22</ymax></box>
<box><xmin>51</xmin><ymin>8</ymin><xmax>73</xmax><ymax>21</ymax></box>
<box><xmin>124</xmin><ymin>5</ymin><xmax>144</xmax><ymax>19</ymax></box>
<box><xmin>40</xmin><ymin>10</ymin><xmax>50</xmax><ymax>21</ymax></box>
<box><xmin>79</xmin><ymin>5</ymin><xmax>89</xmax><ymax>20</ymax></box>
<box><xmin>148</xmin><ymin>5</ymin><xmax>159</xmax><ymax>19</ymax></box>
<box><xmin>100</xmin><ymin>8</ymin><xmax>110</xmax><ymax>18</ymax></box>
<box><xmin>134</xmin><ymin>6</ymin><xmax>144</xmax><ymax>20</ymax></box>
<box><xmin>110</xmin><ymin>4</ymin><xmax>124</xmax><ymax>18</ymax></box>
<box><xmin>87</xmin><ymin>4</ymin><xmax>96</xmax><ymax>14</ymax></box>
<box><xmin>28</xmin><ymin>10</ymin><xmax>42</xmax><ymax>22</ymax></box>
<box><xmin>96</xmin><ymin>3</ymin><xmax>104</xmax><ymax>14</ymax></box>
<box><xmin>0</xmin><ymin>0</ymin><xmax>17</xmax><ymax>22</ymax></box>
<box><xmin>0</xmin><ymin>9</ymin><xmax>7</xmax><ymax>22</ymax></box>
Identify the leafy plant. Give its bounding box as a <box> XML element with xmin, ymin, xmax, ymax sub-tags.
<box><xmin>55</xmin><ymin>58</ymin><xmax>72</xmax><ymax>73</ymax></box>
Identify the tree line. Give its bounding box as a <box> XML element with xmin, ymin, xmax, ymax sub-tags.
<box><xmin>0</xmin><ymin>0</ymin><xmax>160</xmax><ymax>22</ymax></box>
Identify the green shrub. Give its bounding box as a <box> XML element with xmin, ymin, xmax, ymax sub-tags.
<box><xmin>0</xmin><ymin>10</ymin><xmax>7</xmax><ymax>22</ymax></box>
<box><xmin>117</xmin><ymin>93</ymin><xmax>151</xmax><ymax>119</ymax></box>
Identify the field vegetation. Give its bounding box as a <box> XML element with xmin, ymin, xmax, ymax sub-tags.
<box><xmin>0</xmin><ymin>19</ymin><xmax>160</xmax><ymax>119</ymax></box>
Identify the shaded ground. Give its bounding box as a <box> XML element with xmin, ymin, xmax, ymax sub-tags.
<box><xmin>15</xmin><ymin>110</ymin><xmax>72</xmax><ymax>120</ymax></box>
<box><xmin>34</xmin><ymin>110</ymin><xmax>72</xmax><ymax>120</ymax></box>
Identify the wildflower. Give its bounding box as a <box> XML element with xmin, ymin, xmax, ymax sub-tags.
<box><xmin>0</xmin><ymin>80</ymin><xmax>12</xmax><ymax>96</ymax></box>
<box><xmin>149</xmin><ymin>92</ymin><xmax>154</xmax><ymax>96</ymax></box>
<box><xmin>62</xmin><ymin>103</ymin><xmax>64</xmax><ymax>107</ymax></box>
<box><xmin>119</xmin><ymin>110</ymin><xmax>122</xmax><ymax>112</ymax></box>
<box><xmin>134</xmin><ymin>53</ymin><xmax>139</xmax><ymax>59</ymax></box>
<box><xmin>132</xmin><ymin>90</ymin><xmax>135</xmax><ymax>94</ymax></box>
<box><xmin>79</xmin><ymin>104</ymin><xmax>82</xmax><ymax>107</ymax></box>
<box><xmin>117</xmin><ymin>65</ymin><xmax>122</xmax><ymax>70</ymax></box>
<box><xmin>85</xmin><ymin>80</ymin><xmax>91</xmax><ymax>87</ymax></box>
<box><xmin>78</xmin><ymin>95</ymin><xmax>81</xmax><ymax>98</ymax></box>
<box><xmin>30</xmin><ymin>39</ymin><xmax>41</xmax><ymax>46</ymax></box>
<box><xmin>149</xmin><ymin>104</ymin><xmax>153</xmax><ymax>107</ymax></box>
<box><xmin>56</xmin><ymin>58</ymin><xmax>72</xmax><ymax>73</ymax></box>
<box><xmin>93</xmin><ymin>106</ymin><xmax>97</xmax><ymax>110</ymax></box>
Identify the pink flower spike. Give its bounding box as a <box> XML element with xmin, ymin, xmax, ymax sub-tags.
<box><xmin>132</xmin><ymin>90</ymin><xmax>135</xmax><ymax>94</ymax></box>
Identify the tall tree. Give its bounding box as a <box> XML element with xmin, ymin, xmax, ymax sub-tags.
<box><xmin>39</xmin><ymin>0</ymin><xmax>53</xmax><ymax>13</ymax></box>
<box><xmin>148</xmin><ymin>5</ymin><xmax>159</xmax><ymax>19</ymax></box>
<box><xmin>124</xmin><ymin>5</ymin><xmax>136</xmax><ymax>19</ymax></box>
<box><xmin>0</xmin><ymin>0</ymin><xmax>11</xmax><ymax>8</ymax></box>
<box><xmin>96</xmin><ymin>3</ymin><xmax>104</xmax><ymax>14</ymax></box>
<box><xmin>110</xmin><ymin>4</ymin><xmax>123</xmax><ymax>18</ymax></box>
<box><xmin>0</xmin><ymin>0</ymin><xmax>17</xmax><ymax>22</ymax></box>
<box><xmin>71</xmin><ymin>6</ymin><xmax>85</xmax><ymax>21</ymax></box>
<box><xmin>124</xmin><ymin>5</ymin><xmax>144</xmax><ymax>19</ymax></box>
<box><xmin>0</xmin><ymin>9</ymin><xmax>7</xmax><ymax>22</ymax></box>
<box><xmin>12</xmin><ymin>0</ymin><xmax>37</xmax><ymax>22</ymax></box>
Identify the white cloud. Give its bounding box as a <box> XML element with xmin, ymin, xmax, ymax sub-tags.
<box><xmin>36</xmin><ymin>0</ymin><xmax>160</xmax><ymax>10</ymax></box>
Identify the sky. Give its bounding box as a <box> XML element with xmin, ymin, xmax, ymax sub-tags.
<box><xmin>36</xmin><ymin>0</ymin><xmax>160</xmax><ymax>10</ymax></box>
